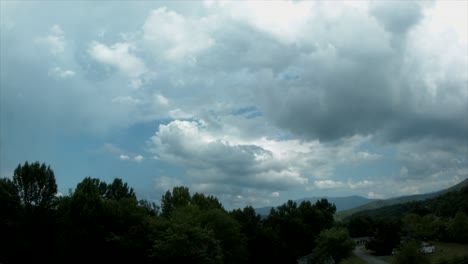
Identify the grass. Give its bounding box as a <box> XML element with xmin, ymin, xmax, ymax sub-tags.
<box><xmin>368</xmin><ymin>241</ymin><xmax>468</xmax><ymax>264</ymax></box>
<box><xmin>338</xmin><ymin>254</ymin><xmax>367</xmax><ymax>264</ymax></box>
<box><xmin>429</xmin><ymin>242</ymin><xmax>468</xmax><ymax>264</ymax></box>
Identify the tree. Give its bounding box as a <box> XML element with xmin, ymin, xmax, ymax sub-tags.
<box><xmin>12</xmin><ymin>161</ymin><xmax>58</xmax><ymax>211</ymax></box>
<box><xmin>314</xmin><ymin>226</ymin><xmax>355</xmax><ymax>263</ymax></box>
<box><xmin>366</xmin><ymin>217</ymin><xmax>402</xmax><ymax>255</ymax></box>
<box><xmin>191</xmin><ymin>193</ymin><xmax>224</xmax><ymax>211</ymax></box>
<box><xmin>150</xmin><ymin>206</ymin><xmax>223</xmax><ymax>264</ymax></box>
<box><xmin>446</xmin><ymin>212</ymin><xmax>468</xmax><ymax>243</ymax></box>
<box><xmin>0</xmin><ymin>178</ymin><xmax>22</xmax><ymax>263</ymax></box>
<box><xmin>105</xmin><ymin>178</ymin><xmax>135</xmax><ymax>200</ymax></box>
<box><xmin>161</xmin><ymin>186</ymin><xmax>191</xmax><ymax>216</ymax></box>
<box><xmin>393</xmin><ymin>241</ymin><xmax>430</xmax><ymax>264</ymax></box>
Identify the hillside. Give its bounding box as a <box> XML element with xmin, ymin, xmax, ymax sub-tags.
<box><xmin>336</xmin><ymin>178</ymin><xmax>468</xmax><ymax>220</ymax></box>
<box><xmin>343</xmin><ymin>178</ymin><xmax>468</xmax><ymax>220</ymax></box>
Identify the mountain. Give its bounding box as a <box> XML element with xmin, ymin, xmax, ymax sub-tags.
<box><xmin>342</xmin><ymin>178</ymin><xmax>468</xmax><ymax>220</ymax></box>
<box><xmin>255</xmin><ymin>178</ymin><xmax>468</xmax><ymax>219</ymax></box>
<box><xmin>255</xmin><ymin>195</ymin><xmax>379</xmax><ymax>216</ymax></box>
<box><xmin>336</xmin><ymin>178</ymin><xmax>468</xmax><ymax>220</ymax></box>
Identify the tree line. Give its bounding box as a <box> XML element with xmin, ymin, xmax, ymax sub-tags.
<box><xmin>346</xmin><ymin>183</ymin><xmax>468</xmax><ymax>258</ymax></box>
<box><xmin>0</xmin><ymin>161</ymin><xmax>355</xmax><ymax>264</ymax></box>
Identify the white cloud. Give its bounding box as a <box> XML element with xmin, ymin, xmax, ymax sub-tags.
<box><xmin>149</xmin><ymin>119</ymin><xmax>382</xmax><ymax>198</ymax></box>
<box><xmin>88</xmin><ymin>41</ymin><xmax>147</xmax><ymax>78</ymax></box>
<box><xmin>48</xmin><ymin>67</ymin><xmax>75</xmax><ymax>79</ymax></box>
<box><xmin>168</xmin><ymin>109</ymin><xmax>192</xmax><ymax>119</ymax></box>
<box><xmin>156</xmin><ymin>94</ymin><xmax>169</xmax><ymax>106</ymax></box>
<box><xmin>119</xmin><ymin>155</ymin><xmax>130</xmax><ymax>160</ymax></box>
<box><xmin>270</xmin><ymin>191</ymin><xmax>280</xmax><ymax>198</ymax></box>
<box><xmin>143</xmin><ymin>7</ymin><xmax>215</xmax><ymax>62</ymax></box>
<box><xmin>210</xmin><ymin>1</ymin><xmax>313</xmax><ymax>44</ymax></box>
<box><xmin>314</xmin><ymin>180</ymin><xmax>346</xmax><ymax>189</ymax></box>
<box><xmin>150</xmin><ymin>120</ymin><xmax>308</xmax><ymax>191</ymax></box>
<box><xmin>349</xmin><ymin>180</ymin><xmax>374</xmax><ymax>189</ymax></box>
<box><xmin>112</xmin><ymin>96</ymin><xmax>141</xmax><ymax>105</ymax></box>
<box><xmin>134</xmin><ymin>155</ymin><xmax>144</xmax><ymax>162</ymax></box>
<box><xmin>314</xmin><ymin>179</ymin><xmax>375</xmax><ymax>190</ymax></box>
<box><xmin>36</xmin><ymin>24</ymin><xmax>66</xmax><ymax>55</ymax></box>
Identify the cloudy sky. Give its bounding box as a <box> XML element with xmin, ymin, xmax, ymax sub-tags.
<box><xmin>1</xmin><ymin>0</ymin><xmax>467</xmax><ymax>209</ymax></box>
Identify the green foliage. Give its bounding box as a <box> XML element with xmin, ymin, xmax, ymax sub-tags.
<box><xmin>348</xmin><ymin>215</ymin><xmax>374</xmax><ymax>237</ymax></box>
<box><xmin>192</xmin><ymin>192</ymin><xmax>224</xmax><ymax>211</ymax></box>
<box><xmin>161</xmin><ymin>186</ymin><xmax>191</xmax><ymax>216</ymax></box>
<box><xmin>393</xmin><ymin>241</ymin><xmax>430</xmax><ymax>264</ymax></box>
<box><xmin>315</xmin><ymin>226</ymin><xmax>355</xmax><ymax>263</ymax></box>
<box><xmin>1</xmin><ymin>162</ymin><xmax>348</xmax><ymax>264</ymax></box>
<box><xmin>12</xmin><ymin>161</ymin><xmax>58</xmax><ymax>211</ymax></box>
<box><xmin>446</xmin><ymin>212</ymin><xmax>468</xmax><ymax>243</ymax></box>
<box><xmin>365</xmin><ymin>217</ymin><xmax>402</xmax><ymax>255</ymax></box>
<box><xmin>151</xmin><ymin>219</ymin><xmax>223</xmax><ymax>264</ymax></box>
<box><xmin>265</xmin><ymin>199</ymin><xmax>337</xmax><ymax>263</ymax></box>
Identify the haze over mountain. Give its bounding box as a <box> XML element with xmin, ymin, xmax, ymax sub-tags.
<box><xmin>257</xmin><ymin>178</ymin><xmax>468</xmax><ymax>217</ymax></box>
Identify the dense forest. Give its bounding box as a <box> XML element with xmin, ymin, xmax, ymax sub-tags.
<box><xmin>0</xmin><ymin>161</ymin><xmax>353</xmax><ymax>264</ymax></box>
<box><xmin>346</xmin><ymin>183</ymin><xmax>468</xmax><ymax>258</ymax></box>
<box><xmin>1</xmin><ymin>161</ymin><xmax>467</xmax><ymax>264</ymax></box>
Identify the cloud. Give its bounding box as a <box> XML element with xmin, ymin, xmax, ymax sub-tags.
<box><xmin>209</xmin><ymin>1</ymin><xmax>312</xmax><ymax>44</ymax></box>
<box><xmin>112</xmin><ymin>96</ymin><xmax>141</xmax><ymax>105</ymax></box>
<box><xmin>134</xmin><ymin>155</ymin><xmax>144</xmax><ymax>162</ymax></box>
<box><xmin>314</xmin><ymin>179</ymin><xmax>374</xmax><ymax>190</ymax></box>
<box><xmin>119</xmin><ymin>155</ymin><xmax>130</xmax><ymax>160</ymax></box>
<box><xmin>150</xmin><ymin>120</ymin><xmax>308</xmax><ymax>191</ymax></box>
<box><xmin>369</xmin><ymin>1</ymin><xmax>423</xmax><ymax>35</ymax></box>
<box><xmin>270</xmin><ymin>191</ymin><xmax>280</xmax><ymax>198</ymax></box>
<box><xmin>36</xmin><ymin>24</ymin><xmax>66</xmax><ymax>55</ymax></box>
<box><xmin>88</xmin><ymin>41</ymin><xmax>147</xmax><ymax>78</ymax></box>
<box><xmin>48</xmin><ymin>67</ymin><xmax>75</xmax><ymax>79</ymax></box>
<box><xmin>149</xmin><ymin>119</ymin><xmax>382</xmax><ymax>201</ymax></box>
<box><xmin>314</xmin><ymin>180</ymin><xmax>346</xmax><ymax>189</ymax></box>
<box><xmin>248</xmin><ymin>2</ymin><xmax>467</xmax><ymax>144</ymax></box>
<box><xmin>143</xmin><ymin>7</ymin><xmax>215</xmax><ymax>62</ymax></box>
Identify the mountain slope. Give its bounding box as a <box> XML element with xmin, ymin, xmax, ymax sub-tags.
<box><xmin>337</xmin><ymin>178</ymin><xmax>468</xmax><ymax>220</ymax></box>
<box><xmin>343</xmin><ymin>180</ymin><xmax>468</xmax><ymax>220</ymax></box>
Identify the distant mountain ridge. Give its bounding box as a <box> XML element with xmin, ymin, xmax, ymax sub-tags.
<box><xmin>255</xmin><ymin>178</ymin><xmax>468</xmax><ymax>218</ymax></box>
<box><xmin>336</xmin><ymin>178</ymin><xmax>468</xmax><ymax>220</ymax></box>
<box><xmin>341</xmin><ymin>178</ymin><xmax>468</xmax><ymax>220</ymax></box>
<box><xmin>255</xmin><ymin>195</ymin><xmax>379</xmax><ymax>216</ymax></box>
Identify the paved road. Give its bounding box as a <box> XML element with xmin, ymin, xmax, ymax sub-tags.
<box><xmin>353</xmin><ymin>246</ymin><xmax>388</xmax><ymax>264</ymax></box>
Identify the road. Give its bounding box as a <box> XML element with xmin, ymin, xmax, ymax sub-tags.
<box><xmin>353</xmin><ymin>246</ymin><xmax>388</xmax><ymax>264</ymax></box>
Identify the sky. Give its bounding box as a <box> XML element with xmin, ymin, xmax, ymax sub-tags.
<box><xmin>1</xmin><ymin>0</ymin><xmax>467</xmax><ymax>210</ymax></box>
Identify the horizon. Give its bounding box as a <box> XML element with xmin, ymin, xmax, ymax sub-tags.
<box><xmin>1</xmin><ymin>1</ymin><xmax>467</xmax><ymax>211</ymax></box>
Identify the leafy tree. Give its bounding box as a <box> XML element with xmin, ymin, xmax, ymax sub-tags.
<box><xmin>348</xmin><ymin>215</ymin><xmax>375</xmax><ymax>237</ymax></box>
<box><xmin>198</xmin><ymin>208</ymin><xmax>247</xmax><ymax>264</ymax></box>
<box><xmin>105</xmin><ymin>178</ymin><xmax>135</xmax><ymax>200</ymax></box>
<box><xmin>229</xmin><ymin>206</ymin><xmax>263</xmax><ymax>264</ymax></box>
<box><xmin>161</xmin><ymin>186</ymin><xmax>191</xmax><ymax>216</ymax></box>
<box><xmin>265</xmin><ymin>199</ymin><xmax>337</xmax><ymax>263</ymax></box>
<box><xmin>191</xmin><ymin>192</ymin><xmax>224</xmax><ymax>211</ymax></box>
<box><xmin>12</xmin><ymin>161</ymin><xmax>58</xmax><ymax>211</ymax></box>
<box><xmin>446</xmin><ymin>212</ymin><xmax>468</xmax><ymax>243</ymax></box>
<box><xmin>0</xmin><ymin>178</ymin><xmax>22</xmax><ymax>263</ymax></box>
<box><xmin>151</xmin><ymin>206</ymin><xmax>223</xmax><ymax>264</ymax></box>
<box><xmin>366</xmin><ymin>217</ymin><xmax>402</xmax><ymax>255</ymax></box>
<box><xmin>393</xmin><ymin>241</ymin><xmax>430</xmax><ymax>264</ymax></box>
<box><xmin>314</xmin><ymin>226</ymin><xmax>355</xmax><ymax>263</ymax></box>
